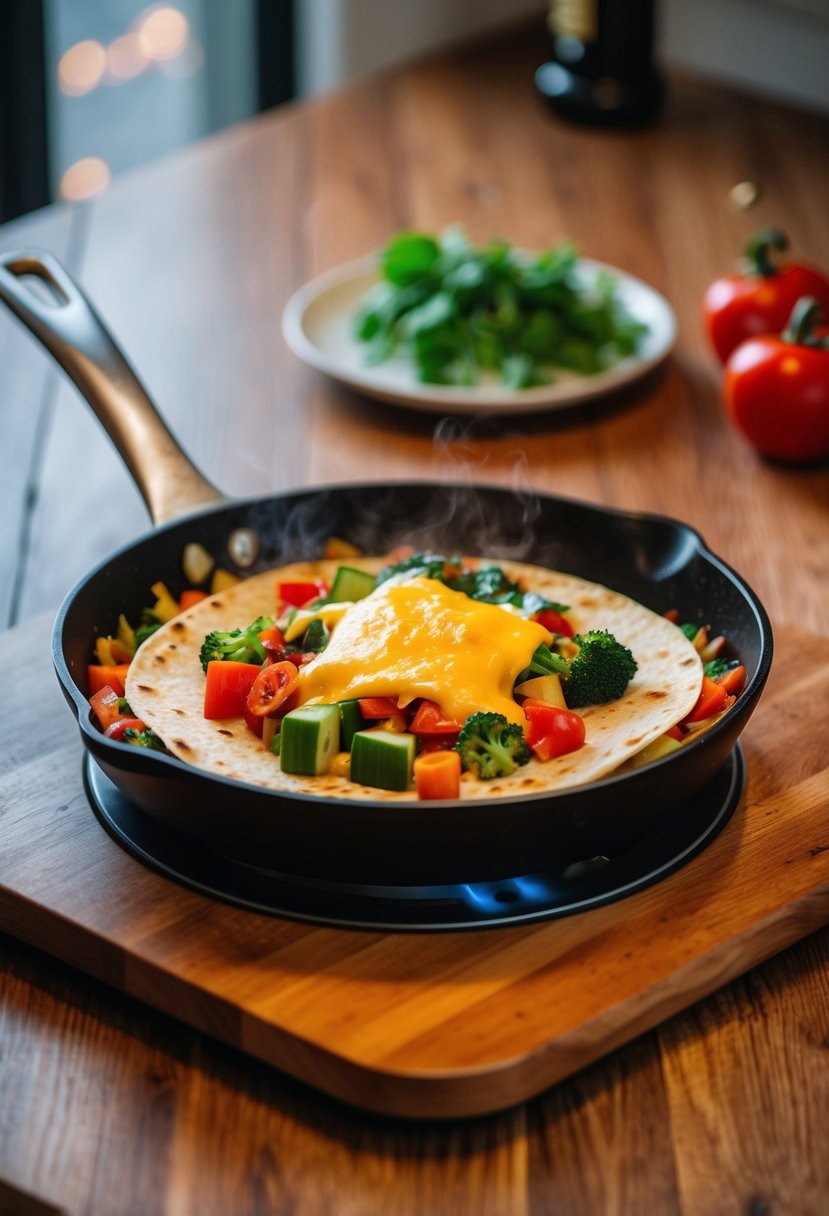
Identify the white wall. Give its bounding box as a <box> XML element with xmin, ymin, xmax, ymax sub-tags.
<box><xmin>296</xmin><ymin>0</ymin><xmax>829</xmax><ymax>115</ymax></box>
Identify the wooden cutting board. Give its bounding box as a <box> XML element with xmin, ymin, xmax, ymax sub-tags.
<box><xmin>1</xmin><ymin>615</ymin><xmax>827</xmax><ymax>1119</ymax></box>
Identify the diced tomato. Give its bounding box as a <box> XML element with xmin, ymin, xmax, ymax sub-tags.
<box><xmin>276</xmin><ymin>580</ymin><xmax>328</xmax><ymax>608</ymax></box>
<box><xmin>179</xmin><ymin>589</ymin><xmax>208</xmax><ymax>611</ymax></box>
<box><xmin>246</xmin><ymin>661</ymin><xmax>300</xmax><ymax>718</ymax></box>
<box><xmin>87</xmin><ymin>663</ymin><xmax>131</xmax><ymax>698</ymax></box>
<box><xmin>104</xmin><ymin>716</ymin><xmax>146</xmax><ymax>742</ymax></box>
<box><xmin>685</xmin><ymin>676</ymin><xmax>729</xmax><ymax>724</ymax></box>
<box><xmin>664</xmin><ymin>608</ymin><xmax>680</xmax><ymax>623</ymax></box>
<box><xmin>244</xmin><ymin>702</ymin><xmax>264</xmax><ymax>738</ymax></box>
<box><xmin>203</xmin><ymin>660</ymin><xmax>261</xmax><ymax>719</ymax></box>
<box><xmin>665</xmin><ymin>724</ymin><xmax>685</xmax><ymax>742</ymax></box>
<box><xmin>522</xmin><ymin>700</ymin><xmax>586</xmax><ymax>761</ymax></box>
<box><xmin>534</xmin><ymin>608</ymin><xmax>574</xmax><ymax>638</ymax></box>
<box><xmin>714</xmin><ymin>664</ymin><xmax>746</xmax><ymax>696</ymax></box>
<box><xmin>414</xmin><ymin>749</ymin><xmax>461</xmax><ymax>800</ymax></box>
<box><xmin>409</xmin><ymin>699</ymin><xmax>463</xmax><ymax>737</ymax></box>
<box><xmin>358</xmin><ymin>697</ymin><xmax>401</xmax><ymax>719</ymax></box>
<box><xmin>89</xmin><ymin>685</ymin><xmax>123</xmax><ymax>729</ymax></box>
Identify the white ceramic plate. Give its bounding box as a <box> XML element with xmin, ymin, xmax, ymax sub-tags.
<box><xmin>282</xmin><ymin>254</ymin><xmax>676</xmax><ymax>416</ymax></box>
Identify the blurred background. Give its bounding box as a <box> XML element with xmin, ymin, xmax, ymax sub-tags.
<box><xmin>2</xmin><ymin>0</ymin><xmax>827</xmax><ymax>225</ymax></box>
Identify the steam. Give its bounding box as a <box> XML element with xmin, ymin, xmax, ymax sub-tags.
<box><xmin>231</xmin><ymin>418</ymin><xmax>558</xmax><ymax>571</ymax></box>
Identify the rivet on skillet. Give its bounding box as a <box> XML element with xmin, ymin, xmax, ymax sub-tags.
<box><xmin>227</xmin><ymin>528</ymin><xmax>259</xmax><ymax>568</ymax></box>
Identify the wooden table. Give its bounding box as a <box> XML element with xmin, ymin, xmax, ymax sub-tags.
<box><xmin>1</xmin><ymin>24</ymin><xmax>827</xmax><ymax>1215</ymax></box>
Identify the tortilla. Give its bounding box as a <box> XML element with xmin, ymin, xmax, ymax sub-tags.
<box><xmin>126</xmin><ymin>558</ymin><xmax>703</xmax><ymax>801</ymax></box>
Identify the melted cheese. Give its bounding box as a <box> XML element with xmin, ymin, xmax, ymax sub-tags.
<box><xmin>297</xmin><ymin>576</ymin><xmax>550</xmax><ymax>724</ymax></box>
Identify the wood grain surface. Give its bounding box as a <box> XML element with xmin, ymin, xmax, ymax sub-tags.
<box><xmin>1</xmin><ymin>20</ymin><xmax>828</xmax><ymax>1214</ymax></box>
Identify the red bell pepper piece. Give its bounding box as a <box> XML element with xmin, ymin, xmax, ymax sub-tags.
<box><xmin>685</xmin><ymin>676</ymin><xmax>729</xmax><ymax>724</ymax></box>
<box><xmin>277</xmin><ymin>580</ymin><xmax>328</xmax><ymax>608</ymax></box>
<box><xmin>203</xmin><ymin>661</ymin><xmax>261</xmax><ymax>719</ymax></box>
<box><xmin>409</xmin><ymin>699</ymin><xmax>463</xmax><ymax>736</ymax></box>
<box><xmin>104</xmin><ymin>716</ymin><xmax>146</xmax><ymax>742</ymax></box>
<box><xmin>533</xmin><ymin>608</ymin><xmax>573</xmax><ymax>637</ymax></box>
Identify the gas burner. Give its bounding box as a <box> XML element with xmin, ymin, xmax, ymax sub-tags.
<box><xmin>85</xmin><ymin>747</ymin><xmax>743</xmax><ymax>932</ymax></box>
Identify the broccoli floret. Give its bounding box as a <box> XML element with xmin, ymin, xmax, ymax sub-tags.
<box><xmin>454</xmin><ymin>711</ymin><xmax>531</xmax><ymax>780</ymax></box>
<box><xmin>563</xmin><ymin>630</ymin><xmax>637</xmax><ymax>707</ymax></box>
<box><xmin>123</xmin><ymin>726</ymin><xmax>169</xmax><ymax>753</ymax></box>
<box><xmin>199</xmin><ymin>616</ymin><xmax>273</xmax><ymax>672</ymax></box>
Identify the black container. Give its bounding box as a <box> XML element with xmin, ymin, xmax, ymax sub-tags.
<box><xmin>536</xmin><ymin>0</ymin><xmax>665</xmax><ymax>127</ymax></box>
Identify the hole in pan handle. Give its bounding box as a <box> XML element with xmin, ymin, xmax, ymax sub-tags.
<box><xmin>0</xmin><ymin>248</ymin><xmax>225</xmax><ymax>526</ymax></box>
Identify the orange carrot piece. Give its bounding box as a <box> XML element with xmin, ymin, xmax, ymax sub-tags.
<box><xmin>715</xmin><ymin>664</ymin><xmax>746</xmax><ymax>696</ymax></box>
<box><xmin>685</xmin><ymin>675</ymin><xmax>729</xmax><ymax>724</ymax></box>
<box><xmin>414</xmin><ymin>749</ymin><xmax>461</xmax><ymax>800</ymax></box>
<box><xmin>179</xmin><ymin>589</ymin><xmax>209</xmax><ymax>611</ymax></box>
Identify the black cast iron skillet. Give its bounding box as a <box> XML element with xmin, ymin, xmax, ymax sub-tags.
<box><xmin>0</xmin><ymin>251</ymin><xmax>773</xmax><ymax>885</ymax></box>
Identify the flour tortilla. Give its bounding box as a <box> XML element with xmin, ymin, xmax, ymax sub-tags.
<box><xmin>126</xmin><ymin>558</ymin><xmax>703</xmax><ymax>801</ymax></box>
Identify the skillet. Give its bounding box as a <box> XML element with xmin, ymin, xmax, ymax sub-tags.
<box><xmin>0</xmin><ymin>250</ymin><xmax>773</xmax><ymax>884</ymax></box>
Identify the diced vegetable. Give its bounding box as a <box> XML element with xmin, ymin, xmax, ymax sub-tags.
<box><xmin>414</xmin><ymin>749</ymin><xmax>461</xmax><ymax>800</ymax></box>
<box><xmin>104</xmin><ymin>716</ymin><xmax>147</xmax><ymax>742</ymax></box>
<box><xmin>87</xmin><ymin>663</ymin><xmax>130</xmax><ymax>698</ymax></box>
<box><xmin>628</xmin><ymin>733</ymin><xmax>683</xmax><ymax>768</ymax></box>
<box><xmin>324</xmin><ymin>536</ymin><xmax>362</xmax><ymax>559</ymax></box>
<box><xmin>179</xmin><ymin>589</ymin><xmax>208</xmax><ymax>612</ymax></box>
<box><xmin>715</xmin><ymin>664</ymin><xmax>746</xmax><ymax>696</ymax></box>
<box><xmin>280</xmin><ymin>705</ymin><xmax>341</xmax><ymax>776</ymax></box>
<box><xmin>182</xmin><ymin>542</ymin><xmax>214</xmax><ymax>585</ymax></box>
<box><xmin>350</xmin><ymin>729</ymin><xmax>417</xmax><ymax>791</ymax></box>
<box><xmin>684</xmin><ymin>676</ymin><xmax>729</xmax><ymax>724</ymax></box>
<box><xmin>211</xmin><ymin>568</ymin><xmax>240</xmax><ymax>593</ymax></box>
<box><xmin>203</xmin><ymin>660</ymin><xmax>261</xmax><ymax>719</ymax></box>
<box><xmin>358</xmin><ymin>697</ymin><xmax>401</xmax><ymax>719</ymax></box>
<box><xmin>513</xmin><ymin>673</ymin><xmax>566</xmax><ymax>708</ymax></box>
<box><xmin>150</xmin><ymin>581</ymin><xmax>180</xmax><ymax>624</ymax></box>
<box><xmin>277</xmin><ymin>580</ymin><xmax>329</xmax><ymax>608</ymax></box>
<box><xmin>326</xmin><ymin>566</ymin><xmax>377</xmax><ymax>604</ymax></box>
<box><xmin>245</xmin><ymin>661</ymin><xmax>301</xmax><ymax>718</ymax></box>
<box><xmin>522</xmin><ymin>701</ymin><xmax>586</xmax><ymax>761</ymax></box>
<box><xmin>337</xmin><ymin>699</ymin><xmax>366</xmax><ymax>749</ymax></box>
<box><xmin>89</xmin><ymin>685</ymin><xmax>124</xmax><ymax>729</ymax></box>
<box><xmin>409</xmin><ymin>699</ymin><xmax>463</xmax><ymax>736</ymax></box>
<box><xmin>533</xmin><ymin>608</ymin><xmax>574</xmax><ymax>637</ymax></box>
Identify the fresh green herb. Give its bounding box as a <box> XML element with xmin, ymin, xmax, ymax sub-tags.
<box><xmin>354</xmin><ymin>228</ymin><xmax>649</xmax><ymax>387</ymax></box>
<box><xmin>703</xmin><ymin>657</ymin><xmax>740</xmax><ymax>679</ymax></box>
<box><xmin>376</xmin><ymin>551</ymin><xmax>568</xmax><ymax>617</ymax></box>
<box><xmin>123</xmin><ymin>726</ymin><xmax>169</xmax><ymax>753</ymax></box>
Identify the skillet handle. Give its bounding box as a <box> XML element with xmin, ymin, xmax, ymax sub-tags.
<box><xmin>0</xmin><ymin>249</ymin><xmax>226</xmax><ymax>525</ymax></box>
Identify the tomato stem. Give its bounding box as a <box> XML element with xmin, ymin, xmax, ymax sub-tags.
<box><xmin>744</xmin><ymin>227</ymin><xmax>788</xmax><ymax>278</ymax></box>
<box><xmin>782</xmin><ymin>296</ymin><xmax>827</xmax><ymax>347</ymax></box>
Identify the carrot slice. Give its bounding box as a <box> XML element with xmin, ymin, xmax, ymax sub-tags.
<box><xmin>179</xmin><ymin>589</ymin><xmax>208</xmax><ymax>611</ymax></box>
<box><xmin>715</xmin><ymin>664</ymin><xmax>746</xmax><ymax>696</ymax></box>
<box><xmin>414</xmin><ymin>749</ymin><xmax>461</xmax><ymax>800</ymax></box>
<box><xmin>685</xmin><ymin>675</ymin><xmax>729</xmax><ymax>723</ymax></box>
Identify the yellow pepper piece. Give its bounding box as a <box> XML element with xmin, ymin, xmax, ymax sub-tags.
<box><xmin>117</xmin><ymin>613</ymin><xmax>136</xmax><ymax>658</ymax></box>
<box><xmin>150</xmin><ymin>581</ymin><xmax>181</xmax><ymax>623</ymax></box>
<box><xmin>95</xmin><ymin>636</ymin><xmax>116</xmax><ymax>666</ymax></box>
<box><xmin>324</xmin><ymin>536</ymin><xmax>362</xmax><ymax>559</ymax></box>
<box><xmin>211</xmin><ymin>568</ymin><xmax>240</xmax><ymax>593</ymax></box>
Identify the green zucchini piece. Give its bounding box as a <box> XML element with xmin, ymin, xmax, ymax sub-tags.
<box><xmin>350</xmin><ymin>729</ymin><xmax>416</xmax><ymax>792</ymax></box>
<box><xmin>280</xmin><ymin>705</ymin><xmax>341</xmax><ymax>775</ymax></box>
<box><xmin>327</xmin><ymin>566</ymin><xmax>377</xmax><ymax>603</ymax></box>
<box><xmin>337</xmin><ymin>699</ymin><xmax>366</xmax><ymax>750</ymax></box>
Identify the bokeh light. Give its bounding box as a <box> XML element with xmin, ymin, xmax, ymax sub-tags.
<box><xmin>106</xmin><ymin>33</ymin><xmax>149</xmax><ymax>83</ymax></box>
<box><xmin>59</xmin><ymin>157</ymin><xmax>111</xmax><ymax>201</ymax></box>
<box><xmin>58</xmin><ymin>40</ymin><xmax>107</xmax><ymax>96</ymax></box>
<box><xmin>136</xmin><ymin>6</ymin><xmax>190</xmax><ymax>61</ymax></box>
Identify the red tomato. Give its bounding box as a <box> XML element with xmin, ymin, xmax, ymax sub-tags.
<box><xmin>704</xmin><ymin>229</ymin><xmax>829</xmax><ymax>364</ymax></box>
<box><xmin>522</xmin><ymin>700</ymin><xmax>585</xmax><ymax>761</ymax></box>
<box><xmin>89</xmin><ymin>685</ymin><xmax>123</xmax><ymax>729</ymax></box>
<box><xmin>723</xmin><ymin>299</ymin><xmax>829</xmax><ymax>463</ymax></box>
<box><xmin>104</xmin><ymin>716</ymin><xmax>146</xmax><ymax>742</ymax></box>
<box><xmin>203</xmin><ymin>660</ymin><xmax>261</xmax><ymax>719</ymax></box>
<box><xmin>534</xmin><ymin>608</ymin><xmax>573</xmax><ymax>638</ymax></box>
<box><xmin>246</xmin><ymin>661</ymin><xmax>300</xmax><ymax>717</ymax></box>
<box><xmin>276</xmin><ymin>580</ymin><xmax>328</xmax><ymax>608</ymax></box>
<box><xmin>409</xmin><ymin>699</ymin><xmax>463</xmax><ymax>736</ymax></box>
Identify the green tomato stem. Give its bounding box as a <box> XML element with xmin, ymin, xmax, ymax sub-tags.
<box><xmin>744</xmin><ymin>227</ymin><xmax>788</xmax><ymax>278</ymax></box>
<box><xmin>782</xmin><ymin>296</ymin><xmax>827</xmax><ymax>347</ymax></box>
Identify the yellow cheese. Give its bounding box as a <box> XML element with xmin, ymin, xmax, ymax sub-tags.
<box><xmin>282</xmin><ymin>601</ymin><xmax>354</xmax><ymax>643</ymax></box>
<box><xmin>297</xmin><ymin>576</ymin><xmax>550</xmax><ymax>724</ymax></box>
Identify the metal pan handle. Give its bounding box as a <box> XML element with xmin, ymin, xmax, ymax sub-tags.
<box><xmin>0</xmin><ymin>249</ymin><xmax>225</xmax><ymax>525</ymax></box>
